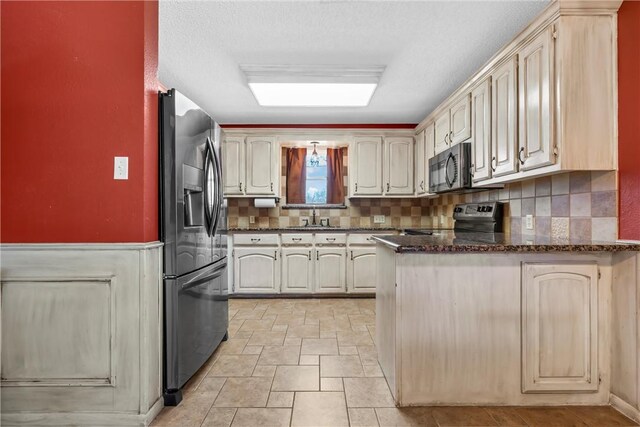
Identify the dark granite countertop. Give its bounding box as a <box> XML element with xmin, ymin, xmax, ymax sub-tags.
<box><xmin>227</xmin><ymin>227</ymin><xmax>398</xmax><ymax>233</ymax></box>
<box><xmin>373</xmin><ymin>231</ymin><xmax>640</xmax><ymax>253</ymax></box>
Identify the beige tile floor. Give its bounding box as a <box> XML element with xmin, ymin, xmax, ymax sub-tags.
<box><xmin>151</xmin><ymin>298</ymin><xmax>638</xmax><ymax>427</ymax></box>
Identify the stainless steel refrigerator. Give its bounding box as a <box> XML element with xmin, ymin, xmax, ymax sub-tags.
<box><xmin>159</xmin><ymin>89</ymin><xmax>228</xmax><ymax>406</ymax></box>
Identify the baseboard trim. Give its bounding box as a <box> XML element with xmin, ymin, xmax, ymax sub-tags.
<box><xmin>1</xmin><ymin>398</ymin><xmax>164</xmax><ymax>427</ymax></box>
<box><xmin>230</xmin><ymin>293</ymin><xmax>375</xmax><ymax>299</ymax></box>
<box><xmin>610</xmin><ymin>393</ymin><xmax>640</xmax><ymax>423</ymax></box>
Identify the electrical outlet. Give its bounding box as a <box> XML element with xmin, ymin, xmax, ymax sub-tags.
<box><xmin>114</xmin><ymin>156</ymin><xmax>128</xmax><ymax>180</ymax></box>
<box><xmin>373</xmin><ymin>215</ymin><xmax>386</xmax><ymax>224</ymax></box>
<box><xmin>440</xmin><ymin>214</ymin><xmax>446</xmax><ymax>225</ymax></box>
<box><xmin>249</xmin><ymin>216</ymin><xmax>255</xmax><ymax>224</ymax></box>
<box><xmin>525</xmin><ymin>215</ymin><xmax>534</xmax><ymax>230</ymax></box>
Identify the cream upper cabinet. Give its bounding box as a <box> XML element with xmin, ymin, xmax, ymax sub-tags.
<box><xmin>415</xmin><ymin>130</ymin><xmax>426</xmax><ymax>195</ymax></box>
<box><xmin>222</xmin><ymin>136</ymin><xmax>245</xmax><ymax>195</ymax></box>
<box><xmin>281</xmin><ymin>247</ymin><xmax>313</xmax><ymax>294</ymax></box>
<box><xmin>518</xmin><ymin>27</ymin><xmax>555</xmax><ymax>171</ymax></box>
<box><xmin>233</xmin><ymin>247</ymin><xmax>280</xmax><ymax>294</ymax></box>
<box><xmin>470</xmin><ymin>79</ymin><xmax>492</xmax><ymax>182</ymax></box>
<box><xmin>347</xmin><ymin>248</ymin><xmax>376</xmax><ymax>293</ymax></box>
<box><xmin>491</xmin><ymin>56</ymin><xmax>519</xmax><ymax>178</ymax></box>
<box><xmin>350</xmin><ymin>137</ymin><xmax>383</xmax><ymax>196</ymax></box>
<box><xmin>245</xmin><ymin>136</ymin><xmax>278</xmax><ymax>195</ymax></box>
<box><xmin>314</xmin><ymin>247</ymin><xmax>346</xmax><ymax>293</ymax></box>
<box><xmin>384</xmin><ymin>137</ymin><xmax>414</xmax><ymax>195</ymax></box>
<box><xmin>424</xmin><ymin>123</ymin><xmax>435</xmax><ymax>191</ymax></box>
<box><xmin>434</xmin><ymin>111</ymin><xmax>450</xmax><ymax>154</ymax></box>
<box><xmin>434</xmin><ymin>93</ymin><xmax>471</xmax><ymax>154</ymax></box>
<box><xmin>522</xmin><ymin>262</ymin><xmax>599</xmax><ymax>392</ymax></box>
<box><xmin>449</xmin><ymin>93</ymin><xmax>472</xmax><ymax>145</ymax></box>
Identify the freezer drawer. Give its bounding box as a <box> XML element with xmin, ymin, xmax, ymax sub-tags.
<box><xmin>164</xmin><ymin>260</ymin><xmax>228</xmax><ymax>394</ymax></box>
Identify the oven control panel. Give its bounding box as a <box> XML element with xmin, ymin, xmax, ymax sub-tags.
<box><xmin>452</xmin><ymin>202</ymin><xmax>504</xmax><ymax>221</ymax></box>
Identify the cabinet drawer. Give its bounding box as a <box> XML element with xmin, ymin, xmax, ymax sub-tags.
<box><xmin>281</xmin><ymin>234</ymin><xmax>313</xmax><ymax>246</ymax></box>
<box><xmin>347</xmin><ymin>233</ymin><xmax>394</xmax><ymax>246</ymax></box>
<box><xmin>233</xmin><ymin>234</ymin><xmax>279</xmax><ymax>246</ymax></box>
<box><xmin>314</xmin><ymin>234</ymin><xmax>346</xmax><ymax>246</ymax></box>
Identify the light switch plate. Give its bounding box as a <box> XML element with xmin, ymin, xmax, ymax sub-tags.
<box><xmin>525</xmin><ymin>215</ymin><xmax>534</xmax><ymax>230</ymax></box>
<box><xmin>114</xmin><ymin>157</ymin><xmax>128</xmax><ymax>180</ymax></box>
<box><xmin>373</xmin><ymin>215</ymin><xmax>386</xmax><ymax>224</ymax></box>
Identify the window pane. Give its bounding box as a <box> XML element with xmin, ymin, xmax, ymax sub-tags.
<box><xmin>306</xmin><ymin>178</ymin><xmax>327</xmax><ymax>204</ymax></box>
<box><xmin>305</xmin><ymin>148</ymin><xmax>328</xmax><ymax>204</ymax></box>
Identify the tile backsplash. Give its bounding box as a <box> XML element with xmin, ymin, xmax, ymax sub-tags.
<box><xmin>426</xmin><ymin>171</ymin><xmax>618</xmax><ymax>242</ymax></box>
<box><xmin>227</xmin><ymin>164</ymin><xmax>618</xmax><ymax>241</ymax></box>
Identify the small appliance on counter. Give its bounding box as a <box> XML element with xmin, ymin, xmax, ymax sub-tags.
<box><xmin>159</xmin><ymin>89</ymin><xmax>228</xmax><ymax>406</ymax></box>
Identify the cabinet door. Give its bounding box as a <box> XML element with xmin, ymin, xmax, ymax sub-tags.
<box><xmin>351</xmin><ymin>137</ymin><xmax>383</xmax><ymax>196</ymax></box>
<box><xmin>222</xmin><ymin>136</ymin><xmax>245</xmax><ymax>195</ymax></box>
<box><xmin>281</xmin><ymin>247</ymin><xmax>313</xmax><ymax>293</ymax></box>
<box><xmin>518</xmin><ymin>27</ymin><xmax>555</xmax><ymax>171</ymax></box>
<box><xmin>434</xmin><ymin>111</ymin><xmax>450</xmax><ymax>154</ymax></box>
<box><xmin>233</xmin><ymin>247</ymin><xmax>280</xmax><ymax>293</ymax></box>
<box><xmin>450</xmin><ymin>93</ymin><xmax>472</xmax><ymax>145</ymax></box>
<box><xmin>314</xmin><ymin>247</ymin><xmax>346</xmax><ymax>293</ymax></box>
<box><xmin>347</xmin><ymin>248</ymin><xmax>376</xmax><ymax>293</ymax></box>
<box><xmin>470</xmin><ymin>79</ymin><xmax>492</xmax><ymax>182</ymax></box>
<box><xmin>424</xmin><ymin>123</ymin><xmax>435</xmax><ymax>193</ymax></box>
<box><xmin>246</xmin><ymin>136</ymin><xmax>278</xmax><ymax>195</ymax></box>
<box><xmin>522</xmin><ymin>262</ymin><xmax>599</xmax><ymax>392</ymax></box>
<box><xmin>491</xmin><ymin>56</ymin><xmax>519</xmax><ymax>177</ymax></box>
<box><xmin>384</xmin><ymin>137</ymin><xmax>414</xmax><ymax>195</ymax></box>
<box><xmin>415</xmin><ymin>130</ymin><xmax>426</xmax><ymax>195</ymax></box>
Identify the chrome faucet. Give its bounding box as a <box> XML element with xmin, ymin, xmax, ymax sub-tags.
<box><xmin>311</xmin><ymin>207</ymin><xmax>317</xmax><ymax>225</ymax></box>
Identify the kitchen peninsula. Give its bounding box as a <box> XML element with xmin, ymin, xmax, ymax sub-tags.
<box><xmin>374</xmin><ymin>232</ymin><xmax>640</xmax><ymax>407</ymax></box>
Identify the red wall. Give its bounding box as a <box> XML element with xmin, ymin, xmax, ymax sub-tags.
<box><xmin>618</xmin><ymin>0</ymin><xmax>640</xmax><ymax>241</ymax></box>
<box><xmin>1</xmin><ymin>1</ymin><xmax>159</xmax><ymax>243</ymax></box>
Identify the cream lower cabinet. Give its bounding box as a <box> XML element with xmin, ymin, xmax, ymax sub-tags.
<box><xmin>281</xmin><ymin>247</ymin><xmax>313</xmax><ymax>293</ymax></box>
<box><xmin>522</xmin><ymin>262</ymin><xmax>599</xmax><ymax>392</ymax></box>
<box><xmin>233</xmin><ymin>247</ymin><xmax>280</xmax><ymax>293</ymax></box>
<box><xmin>347</xmin><ymin>248</ymin><xmax>377</xmax><ymax>293</ymax></box>
<box><xmin>314</xmin><ymin>247</ymin><xmax>347</xmax><ymax>293</ymax></box>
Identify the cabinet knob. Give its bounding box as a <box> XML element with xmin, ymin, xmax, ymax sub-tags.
<box><xmin>308</xmin><ymin>250</ymin><xmax>311</xmax><ymax>260</ymax></box>
<box><xmin>350</xmin><ymin>250</ymin><xmax>354</xmax><ymax>261</ymax></box>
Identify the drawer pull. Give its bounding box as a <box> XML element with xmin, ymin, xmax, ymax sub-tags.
<box><xmin>326</xmin><ymin>238</ymin><xmax>336</xmax><ymax>242</ymax></box>
<box><xmin>292</xmin><ymin>238</ymin><xmax>302</xmax><ymax>242</ymax></box>
<box><xmin>250</xmin><ymin>238</ymin><xmax>261</xmax><ymax>242</ymax></box>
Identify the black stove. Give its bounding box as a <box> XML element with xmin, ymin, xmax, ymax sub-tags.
<box><xmin>404</xmin><ymin>202</ymin><xmax>504</xmax><ymax>236</ymax></box>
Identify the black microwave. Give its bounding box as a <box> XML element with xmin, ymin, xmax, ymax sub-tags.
<box><xmin>428</xmin><ymin>142</ymin><xmax>472</xmax><ymax>193</ymax></box>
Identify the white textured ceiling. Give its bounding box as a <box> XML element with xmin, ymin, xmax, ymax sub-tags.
<box><xmin>159</xmin><ymin>0</ymin><xmax>549</xmax><ymax>125</ymax></box>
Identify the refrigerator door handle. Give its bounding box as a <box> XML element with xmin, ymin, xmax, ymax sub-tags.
<box><xmin>209</xmin><ymin>136</ymin><xmax>223</xmax><ymax>237</ymax></box>
<box><xmin>204</xmin><ymin>138</ymin><xmax>216</xmax><ymax>237</ymax></box>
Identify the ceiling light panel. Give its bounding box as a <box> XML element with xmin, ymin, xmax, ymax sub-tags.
<box><xmin>248</xmin><ymin>82</ymin><xmax>377</xmax><ymax>107</ymax></box>
<box><xmin>241</xmin><ymin>65</ymin><xmax>385</xmax><ymax>107</ymax></box>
